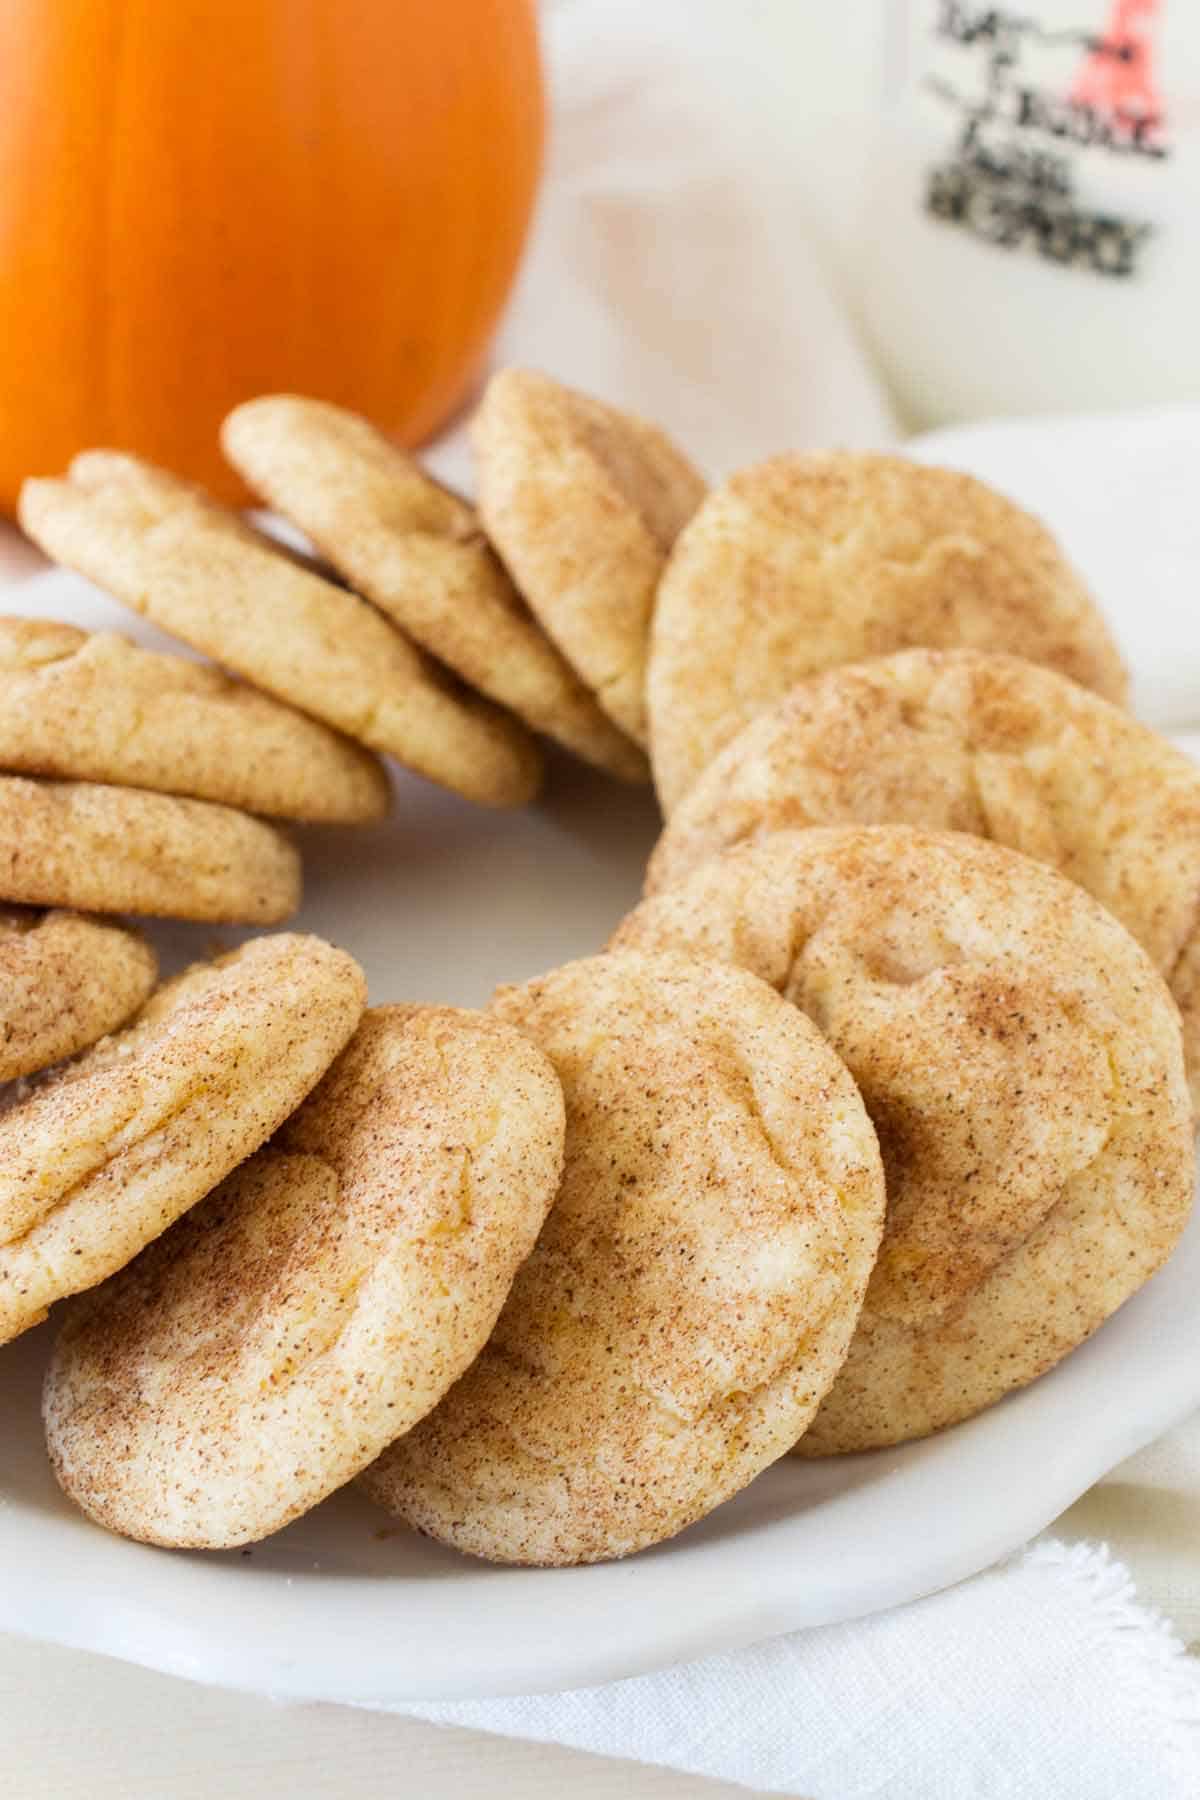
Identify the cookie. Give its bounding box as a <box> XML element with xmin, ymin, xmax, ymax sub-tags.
<box><xmin>646</xmin><ymin>452</ymin><xmax>1130</xmax><ymax>811</ymax></box>
<box><xmin>647</xmin><ymin>648</ymin><xmax>1200</xmax><ymax>1105</ymax></box>
<box><xmin>614</xmin><ymin>828</ymin><xmax>1194</xmax><ymax>1450</ymax></box>
<box><xmin>0</xmin><ymin>908</ymin><xmax>157</xmax><ymax>1084</ymax></box>
<box><xmin>363</xmin><ymin>952</ymin><xmax>884</xmax><ymax>1564</ymax></box>
<box><xmin>0</xmin><ymin>932</ymin><xmax>365</xmax><ymax>1345</ymax></box>
<box><xmin>18</xmin><ymin>453</ymin><xmax>541</xmax><ymax>810</ymax></box>
<box><xmin>222</xmin><ymin>397</ymin><xmax>647</xmax><ymax>783</ymax></box>
<box><xmin>472</xmin><ymin>370</ymin><xmax>706</xmax><ymax>745</ymax></box>
<box><xmin>0</xmin><ymin>616</ymin><xmax>389</xmax><ymax>822</ymax></box>
<box><xmin>0</xmin><ymin>775</ymin><xmax>300</xmax><ymax>922</ymax></box>
<box><xmin>43</xmin><ymin>1005</ymin><xmax>564</xmax><ymax>1548</ymax></box>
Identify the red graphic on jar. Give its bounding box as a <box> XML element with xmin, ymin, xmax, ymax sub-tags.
<box><xmin>925</xmin><ymin>2</ymin><xmax>1166</xmax><ymax>276</ymax></box>
<box><xmin>1071</xmin><ymin>0</ymin><xmax>1165</xmax><ymax>140</ymax></box>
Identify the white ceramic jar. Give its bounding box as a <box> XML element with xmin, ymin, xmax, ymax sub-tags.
<box><xmin>856</xmin><ymin>1</ymin><xmax>1200</xmax><ymax>425</ymax></box>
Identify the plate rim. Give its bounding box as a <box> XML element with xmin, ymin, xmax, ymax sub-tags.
<box><xmin>3</xmin><ymin>1196</ymin><xmax>1197</xmax><ymax>1705</ymax></box>
<box><xmin>1</xmin><ymin>567</ymin><xmax>1197</xmax><ymax>1706</ymax></box>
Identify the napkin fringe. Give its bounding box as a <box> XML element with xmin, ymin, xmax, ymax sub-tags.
<box><xmin>1028</xmin><ymin>1540</ymin><xmax>1200</xmax><ymax>1768</ymax></box>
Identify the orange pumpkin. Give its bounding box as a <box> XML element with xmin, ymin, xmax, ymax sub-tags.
<box><xmin>0</xmin><ymin>0</ymin><xmax>543</xmax><ymax>512</ymax></box>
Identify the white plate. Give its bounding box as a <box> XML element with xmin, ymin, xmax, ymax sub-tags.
<box><xmin>1</xmin><ymin>568</ymin><xmax>1199</xmax><ymax>1706</ymax></box>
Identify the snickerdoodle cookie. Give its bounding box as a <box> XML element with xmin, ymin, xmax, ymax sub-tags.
<box><xmin>0</xmin><ymin>775</ymin><xmax>300</xmax><ymax>922</ymax></box>
<box><xmin>363</xmin><ymin>951</ymin><xmax>884</xmax><ymax>1563</ymax></box>
<box><xmin>223</xmin><ymin>396</ymin><xmax>646</xmax><ymax>783</ymax></box>
<box><xmin>0</xmin><ymin>933</ymin><xmax>365</xmax><ymax>1345</ymax></box>
<box><xmin>0</xmin><ymin>616</ymin><xmax>389</xmax><ymax>822</ymax></box>
<box><xmin>0</xmin><ymin>908</ymin><xmax>157</xmax><ymax>1083</ymax></box>
<box><xmin>472</xmin><ymin>370</ymin><xmax>705</xmax><ymax>746</ymax></box>
<box><xmin>646</xmin><ymin>453</ymin><xmax>1129</xmax><ymax>810</ymax></box>
<box><xmin>646</xmin><ymin>649</ymin><xmax>1200</xmax><ymax>1104</ymax></box>
<box><xmin>614</xmin><ymin>828</ymin><xmax>1194</xmax><ymax>1451</ymax></box>
<box><xmin>19</xmin><ymin>453</ymin><xmax>541</xmax><ymax>809</ymax></box>
<box><xmin>43</xmin><ymin>1005</ymin><xmax>563</xmax><ymax>1548</ymax></box>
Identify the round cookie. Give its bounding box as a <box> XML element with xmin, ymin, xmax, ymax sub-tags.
<box><xmin>363</xmin><ymin>951</ymin><xmax>885</xmax><ymax>1564</ymax></box>
<box><xmin>0</xmin><ymin>616</ymin><xmax>389</xmax><ymax>822</ymax></box>
<box><xmin>18</xmin><ymin>452</ymin><xmax>541</xmax><ymax>810</ymax></box>
<box><xmin>0</xmin><ymin>908</ymin><xmax>157</xmax><ymax>1083</ymax></box>
<box><xmin>43</xmin><ymin>1005</ymin><xmax>564</xmax><ymax>1549</ymax></box>
<box><xmin>0</xmin><ymin>932</ymin><xmax>365</xmax><ymax>1345</ymax></box>
<box><xmin>646</xmin><ymin>452</ymin><xmax>1130</xmax><ymax>812</ymax></box>
<box><xmin>646</xmin><ymin>649</ymin><xmax>1200</xmax><ymax>1105</ymax></box>
<box><xmin>222</xmin><ymin>396</ymin><xmax>647</xmax><ymax>784</ymax></box>
<box><xmin>0</xmin><ymin>775</ymin><xmax>300</xmax><ymax>923</ymax></box>
<box><xmin>614</xmin><ymin>828</ymin><xmax>1195</xmax><ymax>1450</ymax></box>
<box><xmin>472</xmin><ymin>369</ymin><xmax>706</xmax><ymax>746</ymax></box>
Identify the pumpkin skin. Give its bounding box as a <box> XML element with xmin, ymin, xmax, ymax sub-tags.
<box><xmin>0</xmin><ymin>0</ymin><xmax>543</xmax><ymax>511</ymax></box>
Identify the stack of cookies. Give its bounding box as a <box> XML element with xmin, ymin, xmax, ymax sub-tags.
<box><xmin>2</xmin><ymin>372</ymin><xmax>1197</xmax><ymax>1569</ymax></box>
<box><xmin>18</xmin><ymin>378</ymin><xmax>703</xmax><ymax>832</ymax></box>
<box><xmin>7</xmin><ymin>376</ymin><xmax>705</xmax><ymax>963</ymax></box>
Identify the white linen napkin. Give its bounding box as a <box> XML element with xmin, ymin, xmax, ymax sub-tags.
<box><xmin>392</xmin><ymin>4</ymin><xmax>1200</xmax><ymax>1793</ymax></box>
<box><xmin>399</xmin><ymin>1543</ymin><xmax>1200</xmax><ymax>1799</ymax></box>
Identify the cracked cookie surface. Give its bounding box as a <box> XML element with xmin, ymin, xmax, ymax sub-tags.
<box><xmin>472</xmin><ymin>370</ymin><xmax>705</xmax><ymax>747</ymax></box>
<box><xmin>363</xmin><ymin>951</ymin><xmax>884</xmax><ymax>1564</ymax></box>
<box><xmin>646</xmin><ymin>452</ymin><xmax>1129</xmax><ymax>812</ymax></box>
<box><xmin>0</xmin><ymin>774</ymin><xmax>301</xmax><ymax>922</ymax></box>
<box><xmin>223</xmin><ymin>397</ymin><xmax>646</xmax><ymax>783</ymax></box>
<box><xmin>43</xmin><ymin>1004</ymin><xmax>563</xmax><ymax>1548</ymax></box>
<box><xmin>19</xmin><ymin>452</ymin><xmax>541</xmax><ymax>809</ymax></box>
<box><xmin>0</xmin><ymin>615</ymin><xmax>389</xmax><ymax>822</ymax></box>
<box><xmin>0</xmin><ymin>907</ymin><xmax>157</xmax><ymax>1082</ymax></box>
<box><xmin>646</xmin><ymin>649</ymin><xmax>1200</xmax><ymax>1105</ymax></box>
<box><xmin>615</xmin><ymin>827</ymin><xmax>1195</xmax><ymax>1449</ymax></box>
<box><xmin>0</xmin><ymin>933</ymin><xmax>365</xmax><ymax>1345</ymax></box>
